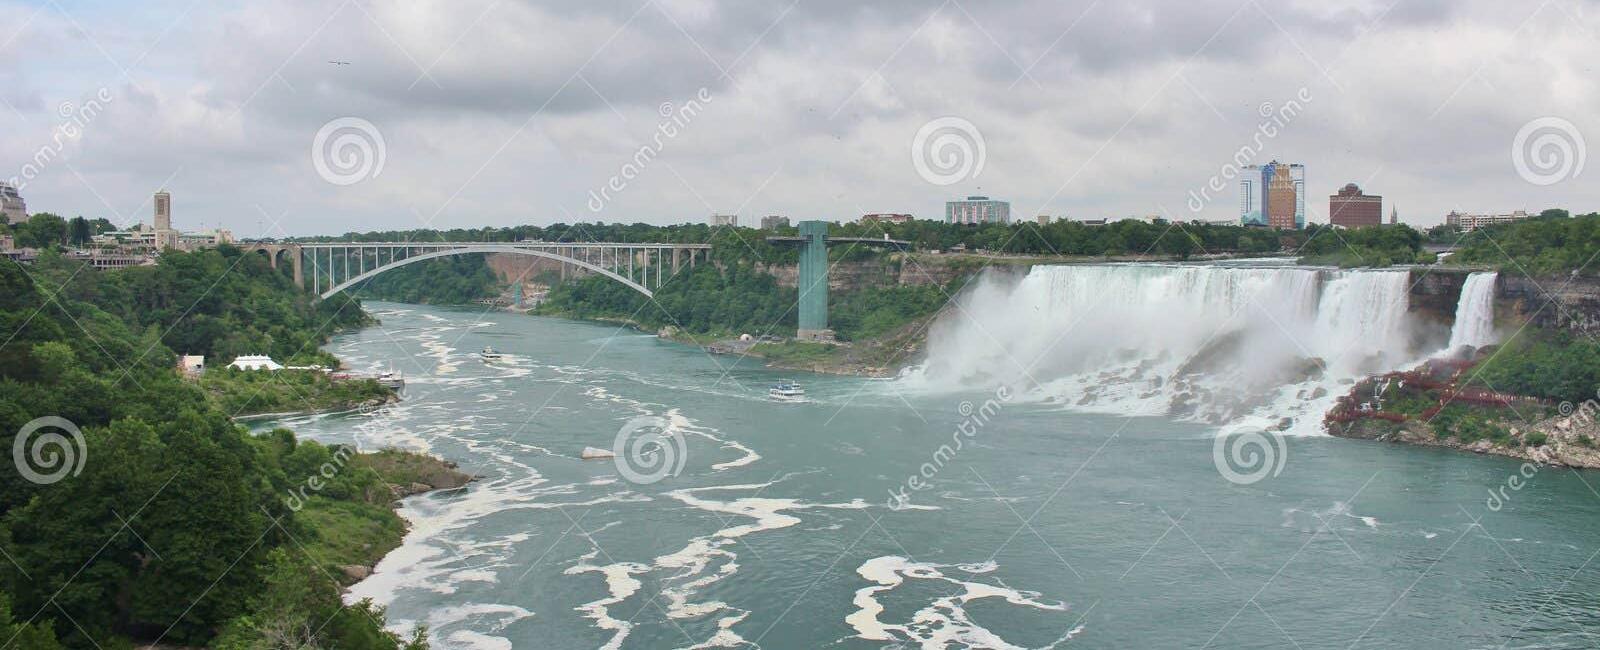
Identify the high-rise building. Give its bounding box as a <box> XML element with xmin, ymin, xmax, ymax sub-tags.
<box><xmin>710</xmin><ymin>214</ymin><xmax>737</xmax><ymax>227</ymax></box>
<box><xmin>0</xmin><ymin>182</ymin><xmax>27</xmax><ymax>224</ymax></box>
<box><xmin>1329</xmin><ymin>183</ymin><xmax>1382</xmax><ymax>228</ymax></box>
<box><xmin>1239</xmin><ymin>161</ymin><xmax>1305</xmax><ymax>229</ymax></box>
<box><xmin>760</xmin><ymin>215</ymin><xmax>790</xmax><ymax>230</ymax></box>
<box><xmin>154</xmin><ymin>190</ymin><xmax>172</xmax><ymax>231</ymax></box>
<box><xmin>945</xmin><ymin>196</ymin><xmax>1010</xmax><ymax>225</ymax></box>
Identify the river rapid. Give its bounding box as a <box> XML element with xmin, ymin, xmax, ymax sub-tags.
<box><xmin>261</xmin><ymin>284</ymin><xmax>1600</xmax><ymax>649</ymax></box>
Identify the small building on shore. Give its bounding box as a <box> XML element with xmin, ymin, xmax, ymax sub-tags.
<box><xmin>177</xmin><ymin>355</ymin><xmax>206</xmax><ymax>376</ymax></box>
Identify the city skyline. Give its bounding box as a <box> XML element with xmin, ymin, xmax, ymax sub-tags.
<box><xmin>2</xmin><ymin>1</ymin><xmax>1594</xmax><ymax>236</ymax></box>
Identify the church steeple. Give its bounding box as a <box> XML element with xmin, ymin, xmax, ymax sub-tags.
<box><xmin>1389</xmin><ymin>205</ymin><xmax>1398</xmax><ymax>225</ymax></box>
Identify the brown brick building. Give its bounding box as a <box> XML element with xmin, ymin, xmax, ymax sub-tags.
<box><xmin>1329</xmin><ymin>183</ymin><xmax>1382</xmax><ymax>228</ymax></box>
<box><xmin>1265</xmin><ymin>163</ymin><xmax>1300</xmax><ymax>230</ymax></box>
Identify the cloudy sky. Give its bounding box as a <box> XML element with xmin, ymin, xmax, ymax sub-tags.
<box><xmin>2</xmin><ymin>0</ymin><xmax>1596</xmax><ymax>237</ymax></box>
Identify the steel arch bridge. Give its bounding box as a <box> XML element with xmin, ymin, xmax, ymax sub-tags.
<box><xmin>239</xmin><ymin>241</ymin><xmax>712</xmax><ymax>300</ymax></box>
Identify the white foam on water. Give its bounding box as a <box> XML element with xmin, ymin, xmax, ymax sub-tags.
<box><xmin>444</xmin><ymin>630</ymin><xmax>511</xmax><ymax>650</ymax></box>
<box><xmin>1280</xmin><ymin>501</ymin><xmax>1382</xmax><ymax>532</ymax></box>
<box><xmin>584</xmin><ymin>386</ymin><xmax>763</xmax><ymax>474</ymax></box>
<box><xmin>565</xmin><ymin>549</ymin><xmax>650</xmax><ymax>650</ymax></box>
<box><xmin>421</xmin><ymin>603</ymin><xmax>533</xmax><ymax>650</ymax></box>
<box><xmin>347</xmin><ymin>469</ymin><xmax>645</xmax><ymax>603</ymax></box>
<box><xmin>668</xmin><ymin>410</ymin><xmax>762</xmax><ymax>471</ymax></box>
<box><xmin>549</xmin><ymin>481</ymin><xmax>871</xmax><ymax>646</ymax></box>
<box><xmin>846</xmin><ymin>555</ymin><xmax>1070</xmax><ymax>649</ymax></box>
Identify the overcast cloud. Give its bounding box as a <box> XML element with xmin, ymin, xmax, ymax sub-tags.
<box><xmin>2</xmin><ymin>0</ymin><xmax>1596</xmax><ymax>236</ymax></box>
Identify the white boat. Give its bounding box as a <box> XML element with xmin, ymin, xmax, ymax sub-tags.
<box><xmin>480</xmin><ymin>346</ymin><xmax>504</xmax><ymax>361</ymax></box>
<box><xmin>376</xmin><ymin>369</ymin><xmax>404</xmax><ymax>389</ymax></box>
<box><xmin>769</xmin><ymin>379</ymin><xmax>805</xmax><ymax>400</ymax></box>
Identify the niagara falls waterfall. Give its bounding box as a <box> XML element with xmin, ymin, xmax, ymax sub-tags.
<box><xmin>1446</xmin><ymin>272</ymin><xmax>1499</xmax><ymax>352</ymax></box>
<box><xmin>901</xmin><ymin>263</ymin><xmax>1425</xmax><ymax>435</ymax></box>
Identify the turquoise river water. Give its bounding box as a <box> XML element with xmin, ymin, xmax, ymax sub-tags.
<box><xmin>259</xmin><ymin>300</ymin><xmax>1600</xmax><ymax>649</ymax></box>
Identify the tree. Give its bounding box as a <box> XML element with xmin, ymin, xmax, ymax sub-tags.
<box><xmin>14</xmin><ymin>213</ymin><xmax>67</xmax><ymax>248</ymax></box>
<box><xmin>0</xmin><ymin>592</ymin><xmax>63</xmax><ymax>650</ymax></box>
<box><xmin>68</xmin><ymin>216</ymin><xmax>92</xmax><ymax>246</ymax></box>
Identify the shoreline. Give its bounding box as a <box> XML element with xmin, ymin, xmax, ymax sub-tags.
<box><xmin>336</xmin><ymin>459</ymin><xmax>476</xmax><ymax>586</ymax></box>
<box><xmin>232</xmin><ymin>393</ymin><xmax>401</xmax><ymax>422</ymax></box>
<box><xmin>1328</xmin><ymin>411</ymin><xmax>1600</xmax><ymax>469</ymax></box>
<box><xmin>531</xmin><ymin>310</ymin><xmax>930</xmax><ymax>379</ymax></box>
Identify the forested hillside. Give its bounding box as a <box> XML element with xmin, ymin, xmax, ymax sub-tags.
<box><xmin>0</xmin><ymin>252</ymin><xmax>428</xmax><ymax>649</ymax></box>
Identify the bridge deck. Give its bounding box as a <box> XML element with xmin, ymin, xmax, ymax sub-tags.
<box><xmin>279</xmin><ymin>241</ymin><xmax>711</xmax><ymax>249</ymax></box>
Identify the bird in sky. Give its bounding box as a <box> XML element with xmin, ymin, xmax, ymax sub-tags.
<box><xmin>328</xmin><ymin>60</ymin><xmax>351</xmax><ymax>66</ymax></box>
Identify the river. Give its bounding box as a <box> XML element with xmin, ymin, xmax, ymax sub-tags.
<box><xmin>260</xmin><ymin>291</ymin><xmax>1600</xmax><ymax>649</ymax></box>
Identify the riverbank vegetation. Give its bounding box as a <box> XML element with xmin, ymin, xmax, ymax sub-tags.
<box><xmin>1325</xmin><ymin>326</ymin><xmax>1600</xmax><ymax>465</ymax></box>
<box><xmin>356</xmin><ymin>255</ymin><xmax>500</xmax><ymax>304</ymax></box>
<box><xmin>540</xmin><ymin>261</ymin><xmax>796</xmax><ymax>337</ymax></box>
<box><xmin>1462</xmin><ymin>329</ymin><xmax>1600</xmax><ymax>404</ymax></box>
<box><xmin>0</xmin><ymin>251</ymin><xmax>433</xmax><ymax>648</ymax></box>
<box><xmin>200</xmin><ymin>366</ymin><xmax>393</xmax><ymax>416</ymax></box>
<box><xmin>1445</xmin><ymin>211</ymin><xmax>1600</xmax><ymax>276</ymax></box>
<box><xmin>1296</xmin><ymin>224</ymin><xmax>1431</xmax><ymax>267</ymax></box>
<box><xmin>26</xmin><ymin>245</ymin><xmax>369</xmax><ymax>366</ymax></box>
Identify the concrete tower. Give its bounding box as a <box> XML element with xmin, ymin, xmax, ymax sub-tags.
<box><xmin>154</xmin><ymin>190</ymin><xmax>172</xmax><ymax>231</ymax></box>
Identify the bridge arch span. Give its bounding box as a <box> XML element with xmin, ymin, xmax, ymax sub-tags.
<box><xmin>319</xmin><ymin>245</ymin><xmax>654</xmax><ymax>300</ymax></box>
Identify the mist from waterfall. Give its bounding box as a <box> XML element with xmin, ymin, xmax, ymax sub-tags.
<box><xmin>899</xmin><ymin>262</ymin><xmax>1425</xmax><ymax>435</ymax></box>
<box><xmin>1446</xmin><ymin>272</ymin><xmax>1499</xmax><ymax>352</ymax></box>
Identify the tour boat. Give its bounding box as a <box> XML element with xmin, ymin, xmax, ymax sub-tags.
<box><xmin>769</xmin><ymin>379</ymin><xmax>805</xmax><ymax>400</ymax></box>
<box><xmin>480</xmin><ymin>346</ymin><xmax>504</xmax><ymax>361</ymax></box>
<box><xmin>376</xmin><ymin>369</ymin><xmax>404</xmax><ymax>390</ymax></box>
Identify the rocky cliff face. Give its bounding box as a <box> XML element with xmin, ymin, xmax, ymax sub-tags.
<box><xmin>764</xmin><ymin>260</ymin><xmax>899</xmax><ymax>291</ymax></box>
<box><xmin>1407</xmin><ymin>269</ymin><xmax>1470</xmax><ymax>321</ymax></box>
<box><xmin>1405</xmin><ymin>268</ymin><xmax>1600</xmax><ymax>337</ymax></box>
<box><xmin>1498</xmin><ymin>274</ymin><xmax>1600</xmax><ymax>335</ymax></box>
<box><xmin>764</xmin><ymin>255</ymin><xmax>974</xmax><ymax>290</ymax></box>
<box><xmin>485</xmin><ymin>253</ymin><xmax>568</xmax><ymax>283</ymax></box>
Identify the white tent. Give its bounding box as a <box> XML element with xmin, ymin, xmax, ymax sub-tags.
<box><xmin>228</xmin><ymin>355</ymin><xmax>284</xmax><ymax>371</ymax></box>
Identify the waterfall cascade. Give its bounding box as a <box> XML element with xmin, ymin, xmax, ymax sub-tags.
<box><xmin>1446</xmin><ymin>272</ymin><xmax>1499</xmax><ymax>352</ymax></box>
<box><xmin>900</xmin><ymin>262</ymin><xmax>1427</xmax><ymax>435</ymax></box>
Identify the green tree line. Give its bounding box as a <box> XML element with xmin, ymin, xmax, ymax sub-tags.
<box><xmin>1446</xmin><ymin>211</ymin><xmax>1600</xmax><ymax>276</ymax></box>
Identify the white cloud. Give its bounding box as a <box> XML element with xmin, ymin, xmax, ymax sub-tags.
<box><xmin>0</xmin><ymin>0</ymin><xmax>1594</xmax><ymax>233</ymax></box>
